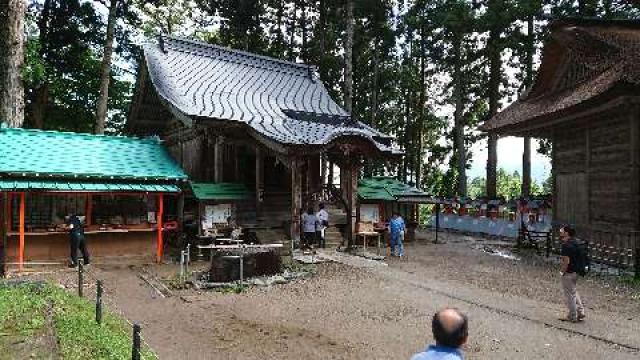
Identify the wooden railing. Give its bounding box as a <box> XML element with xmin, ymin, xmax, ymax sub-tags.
<box><xmin>521</xmin><ymin>228</ymin><xmax>640</xmax><ymax>278</ymax></box>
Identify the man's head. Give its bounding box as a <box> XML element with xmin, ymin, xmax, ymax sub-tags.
<box><xmin>319</xmin><ymin>203</ymin><xmax>325</xmax><ymax>210</ymax></box>
<box><xmin>559</xmin><ymin>224</ymin><xmax>575</xmax><ymax>242</ymax></box>
<box><xmin>432</xmin><ymin>308</ymin><xmax>468</xmax><ymax>348</ymax></box>
<box><xmin>393</xmin><ymin>211</ymin><xmax>400</xmax><ymax>218</ymax></box>
<box><xmin>307</xmin><ymin>208</ymin><xmax>314</xmax><ymax>215</ymax></box>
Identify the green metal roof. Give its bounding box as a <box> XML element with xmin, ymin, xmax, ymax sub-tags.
<box><xmin>191</xmin><ymin>182</ymin><xmax>253</xmax><ymax>201</ymax></box>
<box><xmin>358</xmin><ymin>177</ymin><xmax>430</xmax><ymax>202</ymax></box>
<box><xmin>0</xmin><ymin>179</ymin><xmax>180</xmax><ymax>193</ymax></box>
<box><xmin>0</xmin><ymin>127</ymin><xmax>188</xmax><ymax>181</ymax></box>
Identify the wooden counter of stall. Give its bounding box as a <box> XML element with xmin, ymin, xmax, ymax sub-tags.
<box><xmin>1</xmin><ymin>191</ymin><xmax>174</xmax><ymax>267</ymax></box>
<box><xmin>0</xmin><ymin>127</ymin><xmax>189</xmax><ymax>271</ymax></box>
<box><xmin>4</xmin><ymin>227</ymin><xmax>157</xmax><ymax>263</ymax></box>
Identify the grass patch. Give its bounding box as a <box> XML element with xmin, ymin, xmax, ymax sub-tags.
<box><xmin>619</xmin><ymin>275</ymin><xmax>640</xmax><ymax>288</ymax></box>
<box><xmin>0</xmin><ymin>282</ymin><xmax>156</xmax><ymax>359</ymax></box>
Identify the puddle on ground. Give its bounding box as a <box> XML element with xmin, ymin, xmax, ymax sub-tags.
<box><xmin>475</xmin><ymin>245</ymin><xmax>520</xmax><ymax>261</ymax></box>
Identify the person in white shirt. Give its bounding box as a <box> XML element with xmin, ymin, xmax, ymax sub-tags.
<box><xmin>301</xmin><ymin>207</ymin><xmax>318</xmax><ymax>250</ymax></box>
<box><xmin>316</xmin><ymin>203</ymin><xmax>329</xmax><ymax>248</ymax></box>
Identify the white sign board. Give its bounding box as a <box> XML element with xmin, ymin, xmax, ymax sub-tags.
<box><xmin>204</xmin><ymin>204</ymin><xmax>232</xmax><ymax>225</ymax></box>
<box><xmin>360</xmin><ymin>204</ymin><xmax>380</xmax><ymax>223</ymax></box>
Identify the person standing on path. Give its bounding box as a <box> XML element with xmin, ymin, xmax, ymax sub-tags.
<box><xmin>389</xmin><ymin>212</ymin><xmax>405</xmax><ymax>257</ymax></box>
<box><xmin>301</xmin><ymin>207</ymin><xmax>318</xmax><ymax>251</ymax></box>
<box><xmin>67</xmin><ymin>213</ymin><xmax>90</xmax><ymax>267</ymax></box>
<box><xmin>559</xmin><ymin>224</ymin><xmax>586</xmax><ymax>323</ymax></box>
<box><xmin>316</xmin><ymin>203</ymin><xmax>329</xmax><ymax>248</ymax></box>
<box><xmin>411</xmin><ymin>308</ymin><xmax>468</xmax><ymax>360</ymax></box>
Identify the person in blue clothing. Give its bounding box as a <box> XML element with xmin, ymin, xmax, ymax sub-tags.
<box><xmin>389</xmin><ymin>211</ymin><xmax>405</xmax><ymax>257</ymax></box>
<box><xmin>411</xmin><ymin>308</ymin><xmax>468</xmax><ymax>360</ymax></box>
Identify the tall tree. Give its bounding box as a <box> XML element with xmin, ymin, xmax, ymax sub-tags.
<box><xmin>0</xmin><ymin>0</ymin><xmax>25</xmax><ymax>127</ymax></box>
<box><xmin>484</xmin><ymin>0</ymin><xmax>506</xmax><ymax>199</ymax></box>
<box><xmin>520</xmin><ymin>0</ymin><xmax>538</xmax><ymax>197</ymax></box>
<box><xmin>24</xmin><ymin>0</ymin><xmax>134</xmax><ymax>133</ymax></box>
<box><xmin>344</xmin><ymin>0</ymin><xmax>353</xmax><ymax>113</ymax></box>
<box><xmin>95</xmin><ymin>0</ymin><xmax>118</xmax><ymax>134</ymax></box>
<box><xmin>452</xmin><ymin>30</ymin><xmax>466</xmax><ymax>196</ymax></box>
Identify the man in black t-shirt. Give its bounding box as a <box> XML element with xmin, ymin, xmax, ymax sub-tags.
<box><xmin>559</xmin><ymin>225</ymin><xmax>585</xmax><ymax>322</ymax></box>
<box><xmin>67</xmin><ymin>214</ymin><xmax>90</xmax><ymax>267</ymax></box>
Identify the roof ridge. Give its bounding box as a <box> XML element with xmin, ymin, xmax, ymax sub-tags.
<box><xmin>160</xmin><ymin>35</ymin><xmax>314</xmax><ymax>73</ymax></box>
<box><xmin>0</xmin><ymin>127</ymin><xmax>161</xmax><ymax>143</ymax></box>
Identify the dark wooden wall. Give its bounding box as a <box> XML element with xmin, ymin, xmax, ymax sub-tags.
<box><xmin>552</xmin><ymin>103</ymin><xmax>640</xmax><ymax>235</ymax></box>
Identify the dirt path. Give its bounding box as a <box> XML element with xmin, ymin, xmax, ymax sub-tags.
<box><xmin>46</xmin><ymin>238</ymin><xmax>640</xmax><ymax>359</ymax></box>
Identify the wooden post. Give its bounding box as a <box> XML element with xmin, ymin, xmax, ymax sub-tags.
<box><xmin>320</xmin><ymin>153</ymin><xmax>327</xmax><ymax>187</ymax></box>
<box><xmin>177</xmin><ymin>194</ymin><xmax>185</xmax><ymax>229</ymax></box>
<box><xmin>290</xmin><ymin>159</ymin><xmax>301</xmax><ymax>244</ymax></box>
<box><xmin>522</xmin><ymin>136</ymin><xmax>531</xmax><ymax>197</ymax></box>
<box><xmin>132</xmin><ymin>323</ymin><xmax>141</xmax><ymax>360</ymax></box>
<box><xmin>234</xmin><ymin>144</ymin><xmax>241</xmax><ymax>182</ymax></box>
<box><xmin>6</xmin><ymin>192</ymin><xmax>11</xmax><ymax>233</ymax></box>
<box><xmin>1</xmin><ymin>192</ymin><xmax>7</xmax><ymax>277</ymax></box>
<box><xmin>214</xmin><ymin>136</ymin><xmax>224</xmax><ymax>183</ymax></box>
<box><xmin>328</xmin><ymin>161</ymin><xmax>334</xmax><ymax>187</ymax></box>
<box><xmin>630</xmin><ymin>107</ymin><xmax>640</xmax><ymax>239</ymax></box>
<box><xmin>346</xmin><ymin>164</ymin><xmax>354</xmax><ymax>248</ymax></box>
<box><xmin>635</xmin><ymin>247</ymin><xmax>639</xmax><ymax>280</ymax></box>
<box><xmin>96</xmin><ymin>280</ymin><xmax>103</xmax><ymax>324</ymax></box>
<box><xmin>85</xmin><ymin>194</ymin><xmax>92</xmax><ymax>227</ymax></box>
<box><xmin>19</xmin><ymin>192</ymin><xmax>25</xmax><ymax>271</ymax></box>
<box><xmin>78</xmin><ymin>260</ymin><xmax>84</xmax><ymax>297</ymax></box>
<box><xmin>255</xmin><ymin>147</ymin><xmax>264</xmax><ymax>217</ymax></box>
<box><xmin>156</xmin><ymin>193</ymin><xmax>164</xmax><ymax>263</ymax></box>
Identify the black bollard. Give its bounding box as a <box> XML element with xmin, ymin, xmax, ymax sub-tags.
<box><xmin>132</xmin><ymin>323</ymin><xmax>141</xmax><ymax>360</ymax></box>
<box><xmin>78</xmin><ymin>260</ymin><xmax>84</xmax><ymax>297</ymax></box>
<box><xmin>434</xmin><ymin>203</ymin><xmax>440</xmax><ymax>244</ymax></box>
<box><xmin>96</xmin><ymin>280</ymin><xmax>103</xmax><ymax>324</ymax></box>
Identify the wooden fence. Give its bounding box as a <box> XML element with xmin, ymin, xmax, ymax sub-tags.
<box><xmin>521</xmin><ymin>228</ymin><xmax>640</xmax><ymax>278</ymax></box>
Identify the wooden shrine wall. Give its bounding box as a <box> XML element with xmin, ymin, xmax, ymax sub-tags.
<box><xmin>552</xmin><ymin>104</ymin><xmax>640</xmax><ymax>235</ymax></box>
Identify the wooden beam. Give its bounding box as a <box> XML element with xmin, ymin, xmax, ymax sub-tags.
<box><xmin>19</xmin><ymin>192</ymin><xmax>25</xmax><ymax>271</ymax></box>
<box><xmin>156</xmin><ymin>193</ymin><xmax>164</xmax><ymax>263</ymax></box>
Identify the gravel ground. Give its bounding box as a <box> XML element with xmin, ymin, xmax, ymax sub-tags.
<box><xmin>36</xmin><ymin>233</ymin><xmax>640</xmax><ymax>359</ymax></box>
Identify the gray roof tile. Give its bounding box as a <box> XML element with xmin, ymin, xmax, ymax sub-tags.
<box><xmin>143</xmin><ymin>36</ymin><xmax>396</xmax><ymax>152</ymax></box>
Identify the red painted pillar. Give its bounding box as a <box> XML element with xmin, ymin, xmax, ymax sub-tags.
<box><xmin>156</xmin><ymin>193</ymin><xmax>164</xmax><ymax>263</ymax></box>
<box><xmin>19</xmin><ymin>192</ymin><xmax>25</xmax><ymax>271</ymax></box>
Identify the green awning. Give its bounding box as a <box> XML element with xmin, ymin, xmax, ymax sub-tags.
<box><xmin>358</xmin><ymin>177</ymin><xmax>432</xmax><ymax>203</ymax></box>
<box><xmin>0</xmin><ymin>179</ymin><xmax>180</xmax><ymax>193</ymax></box>
<box><xmin>191</xmin><ymin>182</ymin><xmax>253</xmax><ymax>201</ymax></box>
<box><xmin>0</xmin><ymin>127</ymin><xmax>188</xmax><ymax>181</ymax></box>
<box><xmin>358</xmin><ymin>186</ymin><xmax>396</xmax><ymax>201</ymax></box>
